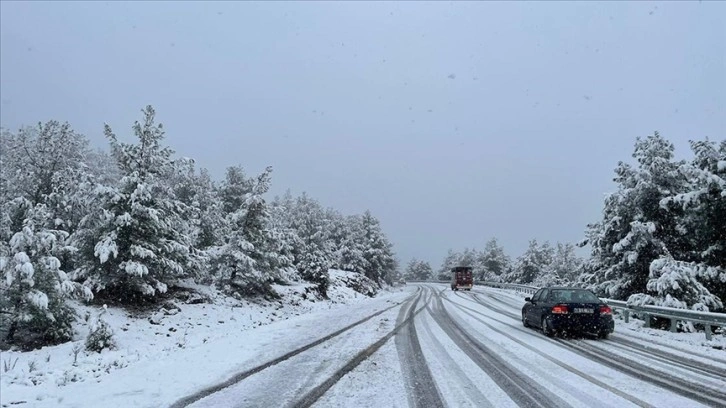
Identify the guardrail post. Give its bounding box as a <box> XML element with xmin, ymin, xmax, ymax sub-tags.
<box><xmin>623</xmin><ymin>309</ymin><xmax>629</xmax><ymax>323</ymax></box>
<box><xmin>670</xmin><ymin>318</ymin><xmax>678</xmax><ymax>333</ymax></box>
<box><xmin>705</xmin><ymin>325</ymin><xmax>713</xmax><ymax>341</ymax></box>
<box><xmin>643</xmin><ymin>313</ymin><xmax>650</xmax><ymax>328</ymax></box>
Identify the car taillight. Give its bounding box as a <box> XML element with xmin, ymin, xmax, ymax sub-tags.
<box><xmin>552</xmin><ymin>304</ymin><xmax>569</xmax><ymax>314</ymax></box>
<box><xmin>600</xmin><ymin>305</ymin><xmax>612</xmax><ymax>315</ymax></box>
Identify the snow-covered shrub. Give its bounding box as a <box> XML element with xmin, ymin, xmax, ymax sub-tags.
<box><xmin>331</xmin><ymin>270</ymin><xmax>378</xmax><ymax>297</ymax></box>
<box><xmin>85</xmin><ymin>306</ymin><xmax>115</xmax><ymax>353</ymax></box>
<box><xmin>71</xmin><ymin>342</ymin><xmax>82</xmax><ymax>365</ymax></box>
<box><xmin>296</xmin><ymin>251</ymin><xmax>330</xmax><ymax>298</ymax></box>
<box><xmin>3</xmin><ymin>357</ymin><xmax>18</xmax><ymax>372</ymax></box>
<box><xmin>628</xmin><ymin>257</ymin><xmax>723</xmax><ymax>313</ymax></box>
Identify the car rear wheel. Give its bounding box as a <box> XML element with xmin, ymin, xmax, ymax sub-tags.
<box><xmin>542</xmin><ymin>316</ymin><xmax>554</xmax><ymax>337</ymax></box>
<box><xmin>598</xmin><ymin>331</ymin><xmax>609</xmax><ymax>340</ymax></box>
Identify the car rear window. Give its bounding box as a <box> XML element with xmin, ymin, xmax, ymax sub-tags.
<box><xmin>549</xmin><ymin>290</ymin><xmax>600</xmax><ymax>303</ymax></box>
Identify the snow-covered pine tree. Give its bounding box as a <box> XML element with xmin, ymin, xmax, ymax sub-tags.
<box><xmin>404</xmin><ymin>258</ymin><xmax>434</xmax><ymax>281</ymax></box>
<box><xmin>659</xmin><ymin>138</ymin><xmax>726</xmax><ymax>307</ymax></box>
<box><xmin>0</xmin><ymin>199</ymin><xmax>33</xmax><ymax>258</ymax></box>
<box><xmin>287</xmin><ymin>193</ymin><xmax>332</xmax><ymax>296</ymax></box>
<box><xmin>417</xmin><ymin>260</ymin><xmax>434</xmax><ymax>281</ymax></box>
<box><xmin>476</xmin><ymin>238</ymin><xmax>512</xmax><ymax>282</ymax></box>
<box><xmin>325</xmin><ymin>209</ymin><xmax>346</xmax><ymax>271</ymax></box>
<box><xmin>267</xmin><ymin>193</ymin><xmax>302</xmax><ymax>283</ymax></box>
<box><xmin>212</xmin><ymin>166</ymin><xmax>284</xmax><ymax>297</ymax></box>
<box><xmin>210</xmin><ymin>165</ymin><xmax>255</xmax><ymax>290</ymax></box>
<box><xmin>209</xmin><ymin>208</ymin><xmax>257</xmax><ymax>296</ymax></box>
<box><xmin>268</xmin><ymin>193</ymin><xmax>396</xmax><ymax>292</ymax></box>
<box><xmin>458</xmin><ymin>248</ymin><xmax>477</xmax><ymax>268</ymax></box>
<box><xmin>85</xmin><ymin>148</ymin><xmax>122</xmax><ymax>188</ymax></box>
<box><xmin>506</xmin><ymin>239</ymin><xmax>551</xmax><ymax>284</ymax></box>
<box><xmin>184</xmin><ymin>166</ymin><xmax>226</xmax><ymax>251</ymax></box>
<box><xmin>241</xmin><ymin>167</ymin><xmax>287</xmax><ymax>279</ymax></box>
<box><xmin>85</xmin><ymin>304</ymin><xmax>115</xmax><ymax>352</ymax></box>
<box><xmin>437</xmin><ymin>249</ymin><xmax>462</xmax><ymax>280</ymax></box>
<box><xmin>219</xmin><ymin>165</ymin><xmax>254</xmax><ymax>215</ymax></box>
<box><xmin>404</xmin><ymin>258</ymin><xmax>418</xmax><ymax>281</ymax></box>
<box><xmin>580</xmin><ymin>132</ymin><xmax>685</xmax><ymax>299</ymax></box>
<box><xmin>549</xmin><ymin>242</ymin><xmax>583</xmax><ymax>285</ymax></box>
<box><xmin>382</xmin><ymin>256</ymin><xmax>400</xmax><ymax>285</ymax></box>
<box><xmin>532</xmin><ymin>242</ymin><xmax>566</xmax><ymax>286</ymax></box>
<box><xmin>0</xmin><ymin>203</ymin><xmax>92</xmax><ymax>349</ymax></box>
<box><xmin>359</xmin><ymin>210</ymin><xmax>396</xmax><ymax>285</ymax></box>
<box><xmin>332</xmin><ymin>214</ymin><xmax>370</xmax><ymax>275</ymax></box>
<box><xmin>0</xmin><ymin>121</ymin><xmax>95</xmax><ymax>270</ymax></box>
<box><xmin>0</xmin><ymin>121</ymin><xmax>90</xmax><ymax>208</ymax></box>
<box><xmin>73</xmin><ymin>106</ymin><xmax>193</xmax><ymax>304</ymax></box>
<box><xmin>194</xmin><ymin>169</ymin><xmax>226</xmax><ymax>251</ymax></box>
<box><xmin>167</xmin><ymin>162</ymin><xmax>225</xmax><ymax>281</ymax></box>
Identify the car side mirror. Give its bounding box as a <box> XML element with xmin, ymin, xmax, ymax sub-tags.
<box><xmin>525</xmin><ymin>297</ymin><xmax>531</xmax><ymax>302</ymax></box>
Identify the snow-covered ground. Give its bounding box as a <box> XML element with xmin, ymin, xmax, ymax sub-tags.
<box><xmin>3</xmin><ymin>281</ymin><xmax>725</xmax><ymax>408</ymax></box>
<box><xmin>0</xmin><ymin>270</ymin><xmax>408</xmax><ymax>408</ymax></box>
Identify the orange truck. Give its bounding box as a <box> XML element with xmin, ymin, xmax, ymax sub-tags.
<box><xmin>450</xmin><ymin>266</ymin><xmax>473</xmax><ymax>291</ymax></box>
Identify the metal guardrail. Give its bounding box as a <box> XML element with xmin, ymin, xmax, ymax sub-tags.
<box><xmin>404</xmin><ymin>280</ymin><xmax>449</xmax><ymax>284</ymax></box>
<box><xmin>602</xmin><ymin>299</ymin><xmax>726</xmax><ymax>340</ymax></box>
<box><xmin>480</xmin><ymin>281</ymin><xmax>539</xmax><ymax>295</ymax></box>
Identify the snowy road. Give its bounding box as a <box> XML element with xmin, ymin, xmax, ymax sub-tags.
<box><xmin>176</xmin><ymin>284</ymin><xmax>726</xmax><ymax>408</ymax></box>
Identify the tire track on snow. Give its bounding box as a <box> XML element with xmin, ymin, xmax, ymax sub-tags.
<box><xmin>429</xmin><ymin>290</ymin><xmax>571</xmax><ymax>408</ymax></box>
<box><xmin>171</xmin><ymin>289</ymin><xmax>420</xmax><ymax>408</ymax></box>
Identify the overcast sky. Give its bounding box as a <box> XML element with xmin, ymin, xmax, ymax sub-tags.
<box><xmin>1</xmin><ymin>1</ymin><xmax>724</xmax><ymax>267</ymax></box>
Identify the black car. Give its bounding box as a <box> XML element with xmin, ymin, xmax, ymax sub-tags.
<box><xmin>522</xmin><ymin>287</ymin><xmax>614</xmax><ymax>339</ymax></box>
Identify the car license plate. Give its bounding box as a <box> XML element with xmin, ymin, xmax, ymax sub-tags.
<box><xmin>574</xmin><ymin>308</ymin><xmax>594</xmax><ymax>314</ymax></box>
